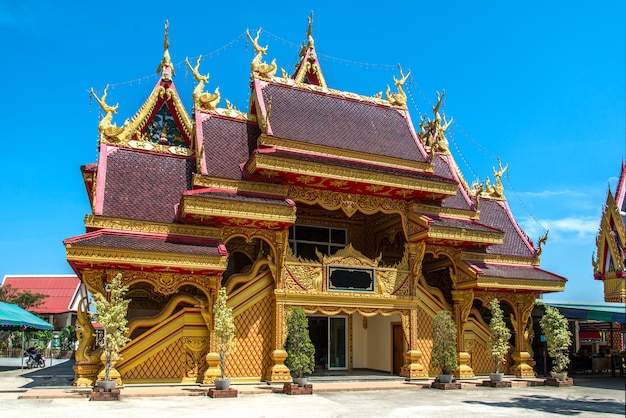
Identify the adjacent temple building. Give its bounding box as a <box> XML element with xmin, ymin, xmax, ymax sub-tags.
<box><xmin>64</xmin><ymin>20</ymin><xmax>566</xmax><ymax>386</ymax></box>
<box><xmin>593</xmin><ymin>161</ymin><xmax>626</xmax><ymax>303</ymax></box>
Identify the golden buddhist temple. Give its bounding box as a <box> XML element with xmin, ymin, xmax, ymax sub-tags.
<box><xmin>64</xmin><ymin>18</ymin><xmax>567</xmax><ymax>386</ymax></box>
<box><xmin>593</xmin><ymin>161</ymin><xmax>626</xmax><ymax>303</ymax></box>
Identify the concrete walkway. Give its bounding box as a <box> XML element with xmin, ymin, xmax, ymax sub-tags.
<box><xmin>0</xmin><ymin>357</ymin><xmax>624</xmax><ymax>417</ymax></box>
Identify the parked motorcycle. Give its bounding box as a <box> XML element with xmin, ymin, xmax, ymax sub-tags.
<box><xmin>24</xmin><ymin>347</ymin><xmax>46</xmax><ymax>368</ymax></box>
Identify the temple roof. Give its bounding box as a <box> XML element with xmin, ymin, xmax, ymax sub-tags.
<box><xmin>468</xmin><ymin>198</ymin><xmax>536</xmax><ymax>258</ymax></box>
<box><xmin>97</xmin><ymin>147</ymin><xmax>194</xmax><ymax>223</ymax></box>
<box><xmin>64</xmin><ymin>230</ymin><xmax>227</xmax><ymax>275</ymax></box>
<box><xmin>254</xmin><ymin>81</ymin><xmax>429</xmax><ymax>165</ymax></box>
<box><xmin>197</xmin><ymin>113</ymin><xmax>259</xmax><ymax>180</ymax></box>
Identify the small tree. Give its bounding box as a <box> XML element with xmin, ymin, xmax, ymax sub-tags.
<box><xmin>92</xmin><ymin>273</ymin><xmax>130</xmax><ymax>381</ymax></box>
<box><xmin>431</xmin><ymin>311</ymin><xmax>458</xmax><ymax>375</ymax></box>
<box><xmin>284</xmin><ymin>306</ymin><xmax>315</xmax><ymax>379</ymax></box>
<box><xmin>213</xmin><ymin>287</ymin><xmax>236</xmax><ymax>380</ymax></box>
<box><xmin>487</xmin><ymin>298</ymin><xmax>511</xmax><ymax>373</ymax></box>
<box><xmin>539</xmin><ymin>304</ymin><xmax>572</xmax><ymax>376</ymax></box>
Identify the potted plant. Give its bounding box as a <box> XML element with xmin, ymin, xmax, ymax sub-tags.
<box><xmin>431</xmin><ymin>310</ymin><xmax>458</xmax><ymax>383</ymax></box>
<box><xmin>284</xmin><ymin>306</ymin><xmax>315</xmax><ymax>386</ymax></box>
<box><xmin>486</xmin><ymin>298</ymin><xmax>511</xmax><ymax>382</ymax></box>
<box><xmin>213</xmin><ymin>286</ymin><xmax>236</xmax><ymax>390</ymax></box>
<box><xmin>92</xmin><ymin>273</ymin><xmax>130</xmax><ymax>391</ymax></box>
<box><xmin>539</xmin><ymin>304</ymin><xmax>572</xmax><ymax>381</ymax></box>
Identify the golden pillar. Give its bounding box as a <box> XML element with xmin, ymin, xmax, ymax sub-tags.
<box><xmin>399</xmin><ymin>308</ymin><xmax>427</xmax><ymax>379</ymax></box>
<box><xmin>509</xmin><ymin>293</ymin><xmax>536</xmax><ymax>377</ymax></box>
<box><xmin>452</xmin><ymin>289</ymin><xmax>475</xmax><ymax>378</ymax></box>
<box><xmin>399</xmin><ymin>242</ymin><xmax>427</xmax><ymax>379</ymax></box>
<box><xmin>265</xmin><ymin>301</ymin><xmax>291</xmax><ymax>382</ymax></box>
<box><xmin>266</xmin><ymin>231</ymin><xmax>292</xmax><ymax>382</ymax></box>
<box><xmin>203</xmin><ymin>278</ymin><xmax>222</xmax><ymax>384</ymax></box>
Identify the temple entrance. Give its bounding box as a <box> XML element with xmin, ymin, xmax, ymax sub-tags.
<box><xmin>308</xmin><ymin>316</ymin><xmax>348</xmax><ymax>370</ymax></box>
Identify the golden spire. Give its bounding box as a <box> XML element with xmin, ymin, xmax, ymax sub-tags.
<box><xmin>156</xmin><ymin>20</ymin><xmax>175</xmax><ymax>79</ymax></box>
<box><xmin>306</xmin><ymin>11</ymin><xmax>314</xmax><ymax>47</ymax></box>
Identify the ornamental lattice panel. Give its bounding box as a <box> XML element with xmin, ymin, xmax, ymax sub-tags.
<box><xmin>227</xmin><ymin>293</ymin><xmax>273</xmax><ymax>378</ymax></box>
<box><xmin>122</xmin><ymin>339</ymin><xmax>184</xmax><ymax>380</ymax></box>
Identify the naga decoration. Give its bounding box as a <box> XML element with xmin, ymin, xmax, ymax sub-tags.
<box><xmin>419</xmin><ymin>90</ymin><xmax>453</xmax><ymax>152</ymax></box>
<box><xmin>536</xmin><ymin>230</ymin><xmax>549</xmax><ymax>257</ymax></box>
<box><xmin>185</xmin><ymin>57</ymin><xmax>220</xmax><ymax>112</ymax></box>
<box><xmin>470</xmin><ymin>158</ymin><xmax>509</xmax><ymax>200</ymax></box>
<box><xmin>91</xmin><ymin>85</ymin><xmax>128</xmax><ymax>141</ymax></box>
<box><xmin>246</xmin><ymin>28</ymin><xmax>277</xmax><ymax>79</ymax></box>
<box><xmin>385</xmin><ymin>65</ymin><xmax>411</xmax><ymax>108</ymax></box>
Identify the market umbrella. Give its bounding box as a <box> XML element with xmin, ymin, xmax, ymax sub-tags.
<box><xmin>0</xmin><ymin>302</ymin><xmax>53</xmax><ymax>369</ymax></box>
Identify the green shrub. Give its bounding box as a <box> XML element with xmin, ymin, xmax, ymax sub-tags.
<box><xmin>431</xmin><ymin>311</ymin><xmax>458</xmax><ymax>375</ymax></box>
<box><xmin>284</xmin><ymin>307</ymin><xmax>315</xmax><ymax>378</ymax></box>
<box><xmin>487</xmin><ymin>298</ymin><xmax>511</xmax><ymax>373</ymax></box>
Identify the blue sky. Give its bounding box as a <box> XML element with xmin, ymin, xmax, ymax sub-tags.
<box><xmin>0</xmin><ymin>1</ymin><xmax>624</xmax><ymax>303</ymax></box>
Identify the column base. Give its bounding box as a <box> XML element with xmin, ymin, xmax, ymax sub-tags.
<box><xmin>265</xmin><ymin>349</ymin><xmax>292</xmax><ymax>382</ymax></box>
<box><xmin>400</xmin><ymin>350</ymin><xmax>428</xmax><ymax>379</ymax></box>
<box><xmin>203</xmin><ymin>352</ymin><xmax>221</xmax><ymax>384</ymax></box>
<box><xmin>455</xmin><ymin>352</ymin><xmax>475</xmax><ymax>378</ymax></box>
<box><xmin>510</xmin><ymin>351</ymin><xmax>535</xmax><ymax>377</ymax></box>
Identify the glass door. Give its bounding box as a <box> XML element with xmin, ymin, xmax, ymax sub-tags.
<box><xmin>328</xmin><ymin>316</ymin><xmax>347</xmax><ymax>370</ymax></box>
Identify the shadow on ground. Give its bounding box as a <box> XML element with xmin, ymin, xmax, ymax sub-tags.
<box><xmin>465</xmin><ymin>393</ymin><xmax>625</xmax><ymax>416</ymax></box>
<box><xmin>20</xmin><ymin>359</ymin><xmax>75</xmax><ymax>388</ymax></box>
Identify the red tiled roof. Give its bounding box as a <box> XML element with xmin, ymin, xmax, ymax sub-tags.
<box><xmin>1</xmin><ymin>275</ymin><xmax>81</xmax><ymax>314</ymax></box>
<box><xmin>471</xmin><ymin>199</ymin><xmax>536</xmax><ymax>258</ymax></box>
<box><xmin>433</xmin><ymin>155</ymin><xmax>474</xmax><ymax>211</ymax></box>
<box><xmin>262</xmin><ymin>150</ymin><xmax>454</xmax><ymax>183</ymax></box>
<box><xmin>101</xmin><ymin>148</ymin><xmax>194</xmax><ymax>223</ymax></box>
<box><xmin>66</xmin><ymin>231</ymin><xmax>225</xmax><ymax>257</ymax></box>
<box><xmin>428</xmin><ymin>216</ymin><xmax>503</xmax><ymax>234</ymax></box>
<box><xmin>187</xmin><ymin>190</ymin><xmax>293</xmax><ymax>206</ymax></box>
<box><xmin>465</xmin><ymin>262</ymin><xmax>567</xmax><ymax>283</ymax></box>
<box><xmin>259</xmin><ymin>83</ymin><xmax>429</xmax><ymax>163</ymax></box>
<box><xmin>199</xmin><ymin>114</ymin><xmax>259</xmax><ymax>179</ymax></box>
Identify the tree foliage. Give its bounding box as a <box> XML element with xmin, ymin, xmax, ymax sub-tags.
<box><xmin>213</xmin><ymin>287</ymin><xmax>236</xmax><ymax>380</ymax></box>
<box><xmin>59</xmin><ymin>326</ymin><xmax>77</xmax><ymax>351</ymax></box>
<box><xmin>0</xmin><ymin>284</ymin><xmax>47</xmax><ymax>310</ymax></box>
<box><xmin>92</xmin><ymin>274</ymin><xmax>130</xmax><ymax>381</ymax></box>
<box><xmin>487</xmin><ymin>298</ymin><xmax>511</xmax><ymax>373</ymax></box>
<box><xmin>539</xmin><ymin>304</ymin><xmax>572</xmax><ymax>375</ymax></box>
<box><xmin>284</xmin><ymin>306</ymin><xmax>315</xmax><ymax>378</ymax></box>
<box><xmin>431</xmin><ymin>311</ymin><xmax>458</xmax><ymax>375</ymax></box>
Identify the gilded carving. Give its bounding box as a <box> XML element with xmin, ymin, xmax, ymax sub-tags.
<box><xmin>385</xmin><ymin>65</ymin><xmax>410</xmax><ymax>108</ymax></box>
<box><xmin>246</xmin><ymin>29</ymin><xmax>277</xmax><ymax>79</ymax></box>
<box><xmin>182</xmin><ymin>336</ymin><xmax>209</xmax><ymax>382</ymax></box>
<box><xmin>185</xmin><ymin>57</ymin><xmax>220</xmax><ymax>112</ymax></box>
<box><xmin>418</xmin><ymin>91</ymin><xmax>453</xmax><ymax>153</ymax></box>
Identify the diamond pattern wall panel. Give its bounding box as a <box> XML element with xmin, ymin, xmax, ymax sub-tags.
<box><xmin>123</xmin><ymin>339</ymin><xmax>184</xmax><ymax>380</ymax></box>
<box><xmin>227</xmin><ymin>293</ymin><xmax>273</xmax><ymax>378</ymax></box>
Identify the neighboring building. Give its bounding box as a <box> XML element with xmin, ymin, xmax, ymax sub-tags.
<box><xmin>64</xmin><ymin>20</ymin><xmax>566</xmax><ymax>386</ymax></box>
<box><xmin>593</xmin><ymin>161</ymin><xmax>626</xmax><ymax>302</ymax></box>
<box><xmin>0</xmin><ymin>274</ymin><xmax>87</xmax><ymax>329</ymax></box>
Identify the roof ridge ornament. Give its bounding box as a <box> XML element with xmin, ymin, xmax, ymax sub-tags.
<box><xmin>185</xmin><ymin>57</ymin><xmax>220</xmax><ymax>112</ymax></box>
<box><xmin>471</xmin><ymin>158</ymin><xmax>508</xmax><ymax>200</ymax></box>
<box><xmin>535</xmin><ymin>230</ymin><xmax>549</xmax><ymax>257</ymax></box>
<box><xmin>385</xmin><ymin>65</ymin><xmax>410</xmax><ymax>108</ymax></box>
<box><xmin>156</xmin><ymin>20</ymin><xmax>175</xmax><ymax>80</ymax></box>
<box><xmin>246</xmin><ymin>28</ymin><xmax>277</xmax><ymax>79</ymax></box>
<box><xmin>418</xmin><ymin>90</ymin><xmax>452</xmax><ymax>153</ymax></box>
<box><xmin>90</xmin><ymin>85</ymin><xmax>128</xmax><ymax>141</ymax></box>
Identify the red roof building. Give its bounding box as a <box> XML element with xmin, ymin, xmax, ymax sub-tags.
<box><xmin>1</xmin><ymin>275</ymin><xmax>88</xmax><ymax>329</ymax></box>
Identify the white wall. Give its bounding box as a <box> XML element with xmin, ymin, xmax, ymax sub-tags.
<box><xmin>365</xmin><ymin>314</ymin><xmax>398</xmax><ymax>372</ymax></box>
<box><xmin>352</xmin><ymin>313</ymin><xmax>367</xmax><ymax>368</ymax></box>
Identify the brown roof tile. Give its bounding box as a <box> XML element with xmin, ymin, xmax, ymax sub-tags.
<box><xmin>471</xmin><ymin>199</ymin><xmax>535</xmax><ymax>257</ymax></box>
<box><xmin>201</xmin><ymin>115</ymin><xmax>259</xmax><ymax>179</ymax></box>
<box><xmin>261</xmin><ymin>83</ymin><xmax>428</xmax><ymax>163</ymax></box>
<box><xmin>189</xmin><ymin>190</ymin><xmax>292</xmax><ymax>206</ymax></box>
<box><xmin>68</xmin><ymin>231</ymin><xmax>224</xmax><ymax>257</ymax></box>
<box><xmin>102</xmin><ymin>148</ymin><xmax>193</xmax><ymax>223</ymax></box>
<box><xmin>466</xmin><ymin>262</ymin><xmax>567</xmax><ymax>282</ymax></box>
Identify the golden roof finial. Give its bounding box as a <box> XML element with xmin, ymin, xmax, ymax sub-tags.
<box><xmin>156</xmin><ymin>20</ymin><xmax>175</xmax><ymax>78</ymax></box>
<box><xmin>306</xmin><ymin>11</ymin><xmax>315</xmax><ymax>47</ymax></box>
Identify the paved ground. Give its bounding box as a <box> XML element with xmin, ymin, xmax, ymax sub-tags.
<box><xmin>0</xmin><ymin>357</ymin><xmax>624</xmax><ymax>417</ymax></box>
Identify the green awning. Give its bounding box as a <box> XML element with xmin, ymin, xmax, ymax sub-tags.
<box><xmin>541</xmin><ymin>300</ymin><xmax>626</xmax><ymax>324</ymax></box>
<box><xmin>0</xmin><ymin>301</ymin><xmax>54</xmax><ymax>330</ymax></box>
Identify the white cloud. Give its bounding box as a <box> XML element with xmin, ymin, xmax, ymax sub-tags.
<box><xmin>519</xmin><ymin>216</ymin><xmax>599</xmax><ymax>243</ymax></box>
